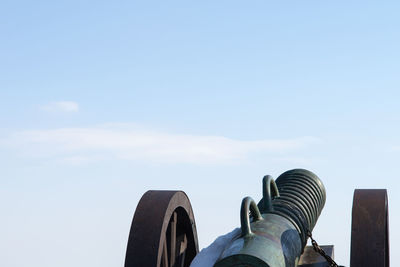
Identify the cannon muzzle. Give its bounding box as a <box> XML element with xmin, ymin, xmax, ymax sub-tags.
<box><xmin>214</xmin><ymin>169</ymin><xmax>326</xmax><ymax>267</ymax></box>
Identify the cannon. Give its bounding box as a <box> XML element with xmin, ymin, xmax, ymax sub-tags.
<box><xmin>214</xmin><ymin>169</ymin><xmax>325</xmax><ymax>267</ymax></box>
<box><xmin>124</xmin><ymin>169</ymin><xmax>389</xmax><ymax>267</ymax></box>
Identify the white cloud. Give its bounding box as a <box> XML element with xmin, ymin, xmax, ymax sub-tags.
<box><xmin>2</xmin><ymin>124</ymin><xmax>321</xmax><ymax>164</ymax></box>
<box><xmin>390</xmin><ymin>145</ymin><xmax>400</xmax><ymax>151</ymax></box>
<box><xmin>41</xmin><ymin>101</ymin><xmax>79</xmax><ymax>112</ymax></box>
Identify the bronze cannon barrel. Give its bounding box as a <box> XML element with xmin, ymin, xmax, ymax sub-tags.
<box><xmin>214</xmin><ymin>169</ymin><xmax>326</xmax><ymax>267</ymax></box>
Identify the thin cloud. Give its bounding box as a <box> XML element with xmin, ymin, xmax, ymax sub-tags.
<box><xmin>2</xmin><ymin>125</ymin><xmax>321</xmax><ymax>164</ymax></box>
<box><xmin>41</xmin><ymin>101</ymin><xmax>79</xmax><ymax>112</ymax></box>
<box><xmin>390</xmin><ymin>145</ymin><xmax>400</xmax><ymax>151</ymax></box>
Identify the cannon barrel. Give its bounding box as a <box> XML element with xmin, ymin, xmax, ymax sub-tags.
<box><xmin>214</xmin><ymin>169</ymin><xmax>326</xmax><ymax>267</ymax></box>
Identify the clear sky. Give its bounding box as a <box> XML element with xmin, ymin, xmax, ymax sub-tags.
<box><xmin>1</xmin><ymin>1</ymin><xmax>400</xmax><ymax>266</ymax></box>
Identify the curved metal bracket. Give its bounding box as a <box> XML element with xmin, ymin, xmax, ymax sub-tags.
<box><xmin>258</xmin><ymin>175</ymin><xmax>280</xmax><ymax>213</ymax></box>
<box><xmin>240</xmin><ymin>197</ymin><xmax>263</xmax><ymax>237</ymax></box>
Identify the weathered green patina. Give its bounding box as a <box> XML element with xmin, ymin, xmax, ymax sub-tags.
<box><xmin>214</xmin><ymin>169</ymin><xmax>326</xmax><ymax>267</ymax></box>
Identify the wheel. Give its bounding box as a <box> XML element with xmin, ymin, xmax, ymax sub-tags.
<box><xmin>125</xmin><ymin>191</ymin><xmax>199</xmax><ymax>267</ymax></box>
<box><xmin>350</xmin><ymin>189</ymin><xmax>389</xmax><ymax>267</ymax></box>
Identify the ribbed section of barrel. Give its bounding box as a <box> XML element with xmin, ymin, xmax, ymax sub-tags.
<box><xmin>272</xmin><ymin>169</ymin><xmax>326</xmax><ymax>247</ymax></box>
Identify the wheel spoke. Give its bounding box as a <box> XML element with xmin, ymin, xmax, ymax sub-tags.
<box><xmin>178</xmin><ymin>235</ymin><xmax>187</xmax><ymax>267</ymax></box>
<box><xmin>170</xmin><ymin>212</ymin><xmax>177</xmax><ymax>267</ymax></box>
<box><xmin>162</xmin><ymin>238</ymin><xmax>169</xmax><ymax>267</ymax></box>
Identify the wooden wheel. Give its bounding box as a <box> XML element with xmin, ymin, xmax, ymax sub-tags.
<box><xmin>125</xmin><ymin>191</ymin><xmax>199</xmax><ymax>267</ymax></box>
<box><xmin>350</xmin><ymin>189</ymin><xmax>389</xmax><ymax>267</ymax></box>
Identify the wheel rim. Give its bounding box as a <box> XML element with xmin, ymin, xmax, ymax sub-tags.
<box><xmin>125</xmin><ymin>190</ymin><xmax>199</xmax><ymax>267</ymax></box>
<box><xmin>350</xmin><ymin>189</ymin><xmax>389</xmax><ymax>267</ymax></box>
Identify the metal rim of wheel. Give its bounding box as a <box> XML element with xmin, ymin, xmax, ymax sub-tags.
<box><xmin>350</xmin><ymin>189</ymin><xmax>389</xmax><ymax>267</ymax></box>
<box><xmin>125</xmin><ymin>190</ymin><xmax>199</xmax><ymax>267</ymax></box>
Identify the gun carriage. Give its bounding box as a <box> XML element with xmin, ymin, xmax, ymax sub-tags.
<box><xmin>124</xmin><ymin>169</ymin><xmax>389</xmax><ymax>267</ymax></box>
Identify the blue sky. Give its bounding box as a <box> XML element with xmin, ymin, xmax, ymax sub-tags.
<box><xmin>1</xmin><ymin>1</ymin><xmax>400</xmax><ymax>266</ymax></box>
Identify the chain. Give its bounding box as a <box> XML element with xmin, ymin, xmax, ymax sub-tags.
<box><xmin>307</xmin><ymin>230</ymin><xmax>343</xmax><ymax>267</ymax></box>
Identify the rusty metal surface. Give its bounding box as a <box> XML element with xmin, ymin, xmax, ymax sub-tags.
<box><xmin>298</xmin><ymin>245</ymin><xmax>334</xmax><ymax>267</ymax></box>
<box><xmin>125</xmin><ymin>190</ymin><xmax>199</xmax><ymax>267</ymax></box>
<box><xmin>350</xmin><ymin>189</ymin><xmax>389</xmax><ymax>267</ymax></box>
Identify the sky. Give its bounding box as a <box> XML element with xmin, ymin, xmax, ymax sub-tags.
<box><xmin>1</xmin><ymin>1</ymin><xmax>400</xmax><ymax>266</ymax></box>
